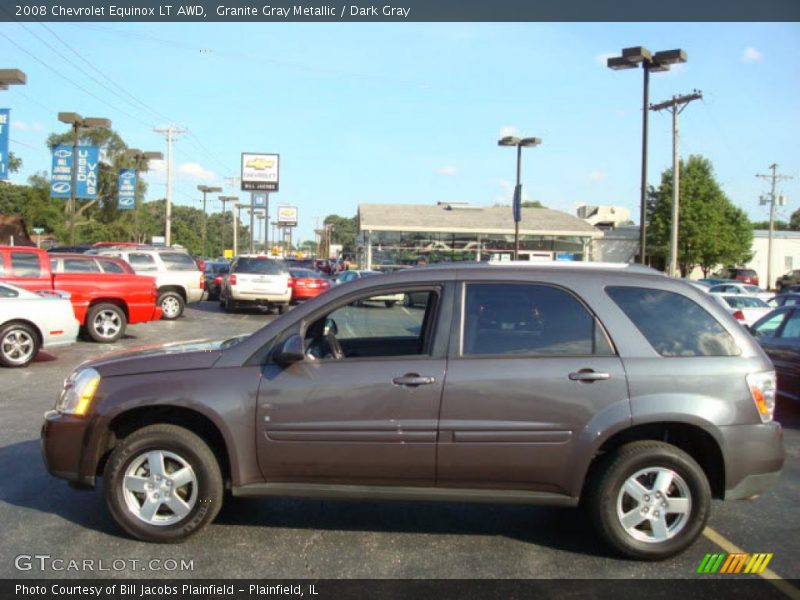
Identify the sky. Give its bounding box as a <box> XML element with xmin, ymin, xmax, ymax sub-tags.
<box><xmin>2</xmin><ymin>22</ymin><xmax>799</xmax><ymax>244</ymax></box>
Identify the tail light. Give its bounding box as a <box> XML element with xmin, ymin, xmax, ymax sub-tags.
<box><xmin>747</xmin><ymin>371</ymin><xmax>776</xmax><ymax>422</ymax></box>
<box><xmin>199</xmin><ymin>273</ymin><xmax>205</xmax><ymax>290</ymax></box>
<box><xmin>288</xmin><ymin>278</ymin><xmax>295</xmax><ymax>288</ymax></box>
<box><xmin>229</xmin><ymin>274</ymin><xmax>237</xmax><ymax>286</ymax></box>
<box><xmin>732</xmin><ymin>310</ymin><xmax>745</xmax><ymax>321</ymax></box>
<box><xmin>215</xmin><ymin>276</ymin><xmax>223</xmax><ymax>285</ymax></box>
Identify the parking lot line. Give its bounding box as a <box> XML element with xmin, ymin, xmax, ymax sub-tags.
<box><xmin>703</xmin><ymin>526</ymin><xmax>800</xmax><ymax>599</ymax></box>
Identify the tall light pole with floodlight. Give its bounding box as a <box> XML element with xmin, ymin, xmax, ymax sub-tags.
<box><xmin>607</xmin><ymin>46</ymin><xmax>687</xmax><ymax>265</ymax></box>
<box><xmin>197</xmin><ymin>184</ymin><xmax>222</xmax><ymax>258</ymax></box>
<box><xmin>218</xmin><ymin>195</ymin><xmax>238</xmax><ymax>258</ymax></box>
<box><xmin>57</xmin><ymin>112</ymin><xmax>111</xmax><ymax>245</ymax></box>
<box><xmin>497</xmin><ymin>135</ymin><xmax>541</xmax><ymax>260</ymax></box>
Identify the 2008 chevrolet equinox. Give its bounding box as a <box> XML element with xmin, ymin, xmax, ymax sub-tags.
<box><xmin>42</xmin><ymin>262</ymin><xmax>784</xmax><ymax>559</ymax></box>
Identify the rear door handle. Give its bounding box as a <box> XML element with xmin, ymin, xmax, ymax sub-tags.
<box><xmin>568</xmin><ymin>370</ymin><xmax>611</xmax><ymax>382</ymax></box>
<box><xmin>392</xmin><ymin>374</ymin><xmax>435</xmax><ymax>387</ymax></box>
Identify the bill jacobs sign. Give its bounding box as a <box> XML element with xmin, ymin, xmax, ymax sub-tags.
<box><xmin>241</xmin><ymin>152</ymin><xmax>279</xmax><ymax>192</ymax></box>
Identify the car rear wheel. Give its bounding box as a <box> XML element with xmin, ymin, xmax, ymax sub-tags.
<box><xmin>277</xmin><ymin>304</ymin><xmax>288</xmax><ymax>315</ymax></box>
<box><xmin>223</xmin><ymin>295</ymin><xmax>236</xmax><ymax>313</ymax></box>
<box><xmin>159</xmin><ymin>291</ymin><xmax>185</xmax><ymax>320</ymax></box>
<box><xmin>85</xmin><ymin>303</ymin><xmax>127</xmax><ymax>343</ymax></box>
<box><xmin>104</xmin><ymin>424</ymin><xmax>223</xmax><ymax>543</ymax></box>
<box><xmin>585</xmin><ymin>441</ymin><xmax>710</xmax><ymax>560</ymax></box>
<box><xmin>0</xmin><ymin>322</ymin><xmax>39</xmax><ymax>367</ymax></box>
<box><xmin>384</xmin><ymin>301</ymin><xmax>396</xmax><ymax>308</ymax></box>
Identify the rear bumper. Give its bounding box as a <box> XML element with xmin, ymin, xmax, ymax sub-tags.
<box><xmin>230</xmin><ymin>289</ymin><xmax>291</xmax><ymax>304</ymax></box>
<box><xmin>186</xmin><ymin>288</ymin><xmax>204</xmax><ymax>304</ymax></box>
<box><xmin>127</xmin><ymin>304</ymin><xmax>163</xmax><ymax>324</ymax></box>
<box><xmin>719</xmin><ymin>421</ymin><xmax>784</xmax><ymax>500</ymax></box>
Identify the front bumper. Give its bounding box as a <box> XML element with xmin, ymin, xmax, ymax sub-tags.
<box><xmin>719</xmin><ymin>421</ymin><xmax>784</xmax><ymax>500</ymax></box>
<box><xmin>40</xmin><ymin>410</ymin><xmax>96</xmax><ymax>488</ymax></box>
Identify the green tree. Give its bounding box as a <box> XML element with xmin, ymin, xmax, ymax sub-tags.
<box><xmin>521</xmin><ymin>200</ymin><xmax>545</xmax><ymax>208</ymax></box>
<box><xmin>323</xmin><ymin>214</ymin><xmax>358</xmax><ymax>252</ymax></box>
<box><xmin>647</xmin><ymin>155</ymin><xmax>753</xmax><ymax>277</ymax></box>
<box><xmin>751</xmin><ymin>220</ymin><xmax>789</xmax><ymax>230</ymax></box>
<box><xmin>790</xmin><ymin>208</ymin><xmax>800</xmax><ymax>231</ymax></box>
<box><xmin>8</xmin><ymin>151</ymin><xmax>22</xmax><ymax>173</ymax></box>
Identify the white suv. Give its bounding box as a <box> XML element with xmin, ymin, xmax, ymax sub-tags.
<box><xmin>219</xmin><ymin>255</ymin><xmax>291</xmax><ymax>314</ymax></box>
<box><xmin>94</xmin><ymin>247</ymin><xmax>204</xmax><ymax>320</ymax></box>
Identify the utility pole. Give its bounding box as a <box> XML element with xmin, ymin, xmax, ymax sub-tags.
<box><xmin>154</xmin><ymin>126</ymin><xmax>187</xmax><ymax>246</ymax></box>
<box><xmin>757</xmin><ymin>164</ymin><xmax>793</xmax><ymax>290</ymax></box>
<box><xmin>650</xmin><ymin>90</ymin><xmax>702</xmax><ymax>277</ymax></box>
<box><xmin>218</xmin><ymin>196</ymin><xmax>237</xmax><ymax>258</ymax></box>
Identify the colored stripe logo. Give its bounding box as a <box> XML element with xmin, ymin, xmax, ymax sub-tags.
<box><xmin>697</xmin><ymin>552</ymin><xmax>773</xmax><ymax>574</ymax></box>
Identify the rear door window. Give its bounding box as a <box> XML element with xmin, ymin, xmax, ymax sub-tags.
<box><xmin>128</xmin><ymin>253</ymin><xmax>157</xmax><ymax>271</ymax></box>
<box><xmin>10</xmin><ymin>252</ymin><xmax>42</xmax><ymax>278</ymax></box>
<box><xmin>462</xmin><ymin>283</ymin><xmax>613</xmax><ymax>356</ymax></box>
<box><xmin>607</xmin><ymin>287</ymin><xmax>739</xmax><ymax>357</ymax></box>
<box><xmin>161</xmin><ymin>252</ymin><xmax>198</xmax><ymax>271</ymax></box>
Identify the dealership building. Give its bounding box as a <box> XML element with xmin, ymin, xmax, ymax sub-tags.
<box><xmin>356</xmin><ymin>202</ymin><xmax>603</xmax><ymax>268</ymax></box>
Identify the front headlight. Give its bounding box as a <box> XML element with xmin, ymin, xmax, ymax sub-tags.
<box><xmin>56</xmin><ymin>368</ymin><xmax>101</xmax><ymax>416</ymax></box>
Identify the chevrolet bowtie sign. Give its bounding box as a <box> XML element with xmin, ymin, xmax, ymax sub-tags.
<box><xmin>241</xmin><ymin>152</ymin><xmax>279</xmax><ymax>192</ymax></box>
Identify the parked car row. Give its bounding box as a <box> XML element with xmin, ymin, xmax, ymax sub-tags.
<box><xmin>0</xmin><ymin>243</ymin><xmax>205</xmax><ymax>366</ymax></box>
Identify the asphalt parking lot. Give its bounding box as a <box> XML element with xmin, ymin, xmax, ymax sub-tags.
<box><xmin>0</xmin><ymin>299</ymin><xmax>798</xmax><ymax>586</ymax></box>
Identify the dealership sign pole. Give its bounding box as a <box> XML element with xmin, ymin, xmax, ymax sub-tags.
<box><xmin>242</xmin><ymin>152</ymin><xmax>279</xmax><ymax>254</ymax></box>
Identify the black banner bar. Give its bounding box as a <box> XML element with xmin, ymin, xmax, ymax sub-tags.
<box><xmin>2</xmin><ymin>0</ymin><xmax>799</xmax><ymax>22</ymax></box>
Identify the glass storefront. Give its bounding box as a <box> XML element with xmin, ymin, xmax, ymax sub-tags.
<box><xmin>361</xmin><ymin>230</ymin><xmax>589</xmax><ymax>268</ymax></box>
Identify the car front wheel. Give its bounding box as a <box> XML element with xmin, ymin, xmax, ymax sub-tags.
<box><xmin>585</xmin><ymin>441</ymin><xmax>710</xmax><ymax>560</ymax></box>
<box><xmin>104</xmin><ymin>424</ymin><xmax>223</xmax><ymax>543</ymax></box>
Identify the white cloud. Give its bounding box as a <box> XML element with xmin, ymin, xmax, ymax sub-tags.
<box><xmin>178</xmin><ymin>162</ymin><xmax>215</xmax><ymax>181</ymax></box>
<box><xmin>31</xmin><ymin>122</ymin><xmax>45</xmax><ymax>132</ymax></box>
<box><xmin>595</xmin><ymin>52</ymin><xmax>615</xmax><ymax>67</ymax></box>
<box><xmin>499</xmin><ymin>125</ymin><xmax>518</xmax><ymax>138</ymax></box>
<box><xmin>436</xmin><ymin>165</ymin><xmax>458</xmax><ymax>176</ymax></box>
<box><xmin>148</xmin><ymin>159</ymin><xmax>166</xmax><ymax>172</ymax></box>
<box><xmin>11</xmin><ymin>121</ymin><xmax>27</xmax><ymax>130</ymax></box>
<box><xmin>589</xmin><ymin>170</ymin><xmax>607</xmax><ymax>182</ymax></box>
<box><xmin>742</xmin><ymin>47</ymin><xmax>763</xmax><ymax>63</ymax></box>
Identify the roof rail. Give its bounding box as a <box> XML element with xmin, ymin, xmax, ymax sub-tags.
<box><xmin>419</xmin><ymin>261</ymin><xmax>664</xmax><ymax>275</ymax></box>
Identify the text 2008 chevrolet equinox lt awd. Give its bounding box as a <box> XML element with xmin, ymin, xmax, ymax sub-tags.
<box><xmin>42</xmin><ymin>262</ymin><xmax>784</xmax><ymax>559</ymax></box>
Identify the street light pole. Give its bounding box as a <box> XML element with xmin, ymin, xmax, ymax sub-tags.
<box><xmin>498</xmin><ymin>135</ymin><xmax>542</xmax><ymax>260</ymax></box>
<box><xmin>57</xmin><ymin>112</ymin><xmax>111</xmax><ymax>246</ymax></box>
<box><xmin>198</xmin><ymin>185</ymin><xmax>222</xmax><ymax>258</ymax></box>
<box><xmin>125</xmin><ymin>149</ymin><xmax>163</xmax><ymax>243</ymax></box>
<box><xmin>608</xmin><ymin>47</ymin><xmax>687</xmax><ymax>265</ymax></box>
<box><xmin>218</xmin><ymin>196</ymin><xmax>237</xmax><ymax>258</ymax></box>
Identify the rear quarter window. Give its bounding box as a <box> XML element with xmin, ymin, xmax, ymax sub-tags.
<box><xmin>607</xmin><ymin>286</ymin><xmax>740</xmax><ymax>357</ymax></box>
<box><xmin>160</xmin><ymin>252</ymin><xmax>198</xmax><ymax>271</ymax></box>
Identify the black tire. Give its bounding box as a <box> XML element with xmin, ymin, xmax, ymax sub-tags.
<box><xmin>0</xmin><ymin>322</ymin><xmax>39</xmax><ymax>367</ymax></box>
<box><xmin>158</xmin><ymin>291</ymin><xmax>185</xmax><ymax>320</ymax></box>
<box><xmin>103</xmin><ymin>424</ymin><xmax>223</xmax><ymax>543</ymax></box>
<box><xmin>223</xmin><ymin>295</ymin><xmax>236</xmax><ymax>313</ymax></box>
<box><xmin>584</xmin><ymin>441</ymin><xmax>710</xmax><ymax>560</ymax></box>
<box><xmin>85</xmin><ymin>303</ymin><xmax>127</xmax><ymax>343</ymax></box>
<box><xmin>384</xmin><ymin>301</ymin><xmax>396</xmax><ymax>308</ymax></box>
<box><xmin>403</xmin><ymin>294</ymin><xmax>413</xmax><ymax>308</ymax></box>
<box><xmin>277</xmin><ymin>304</ymin><xmax>288</xmax><ymax>315</ymax></box>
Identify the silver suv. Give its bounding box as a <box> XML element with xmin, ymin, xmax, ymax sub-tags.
<box><xmin>219</xmin><ymin>255</ymin><xmax>291</xmax><ymax>314</ymax></box>
<box><xmin>94</xmin><ymin>247</ymin><xmax>204</xmax><ymax>320</ymax></box>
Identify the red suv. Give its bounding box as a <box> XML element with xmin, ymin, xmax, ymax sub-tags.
<box><xmin>718</xmin><ymin>267</ymin><xmax>759</xmax><ymax>286</ymax></box>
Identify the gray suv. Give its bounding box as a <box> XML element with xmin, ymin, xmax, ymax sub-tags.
<box><xmin>41</xmin><ymin>262</ymin><xmax>784</xmax><ymax>559</ymax></box>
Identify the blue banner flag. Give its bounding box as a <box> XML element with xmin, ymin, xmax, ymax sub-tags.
<box><xmin>0</xmin><ymin>109</ymin><xmax>10</xmax><ymax>181</ymax></box>
<box><xmin>50</xmin><ymin>145</ymin><xmax>100</xmax><ymax>199</ymax></box>
<box><xmin>50</xmin><ymin>145</ymin><xmax>73</xmax><ymax>198</ymax></box>
<box><xmin>118</xmin><ymin>169</ymin><xmax>136</xmax><ymax>210</ymax></box>
<box><xmin>512</xmin><ymin>183</ymin><xmax>522</xmax><ymax>223</ymax></box>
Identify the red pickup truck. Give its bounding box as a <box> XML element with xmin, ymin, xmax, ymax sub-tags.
<box><xmin>0</xmin><ymin>246</ymin><xmax>162</xmax><ymax>343</ymax></box>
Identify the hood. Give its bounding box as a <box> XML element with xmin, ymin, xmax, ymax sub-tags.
<box><xmin>80</xmin><ymin>338</ymin><xmax>241</xmax><ymax>377</ymax></box>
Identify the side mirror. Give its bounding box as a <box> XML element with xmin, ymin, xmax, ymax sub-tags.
<box><xmin>274</xmin><ymin>333</ymin><xmax>305</xmax><ymax>364</ymax></box>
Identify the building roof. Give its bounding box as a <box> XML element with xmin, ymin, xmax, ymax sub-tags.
<box><xmin>358</xmin><ymin>203</ymin><xmax>603</xmax><ymax>238</ymax></box>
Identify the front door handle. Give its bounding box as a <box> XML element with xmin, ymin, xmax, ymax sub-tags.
<box><xmin>392</xmin><ymin>374</ymin><xmax>435</xmax><ymax>387</ymax></box>
<box><xmin>568</xmin><ymin>369</ymin><xmax>611</xmax><ymax>382</ymax></box>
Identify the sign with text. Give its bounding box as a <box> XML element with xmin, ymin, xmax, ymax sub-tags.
<box><xmin>0</xmin><ymin>109</ymin><xmax>9</xmax><ymax>180</ymax></box>
<box><xmin>277</xmin><ymin>205</ymin><xmax>298</xmax><ymax>227</ymax></box>
<box><xmin>241</xmin><ymin>152</ymin><xmax>279</xmax><ymax>191</ymax></box>
<box><xmin>118</xmin><ymin>168</ymin><xmax>136</xmax><ymax>210</ymax></box>
<box><xmin>50</xmin><ymin>145</ymin><xmax>100</xmax><ymax>199</ymax></box>
<box><xmin>252</xmin><ymin>192</ymin><xmax>267</xmax><ymax>206</ymax></box>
